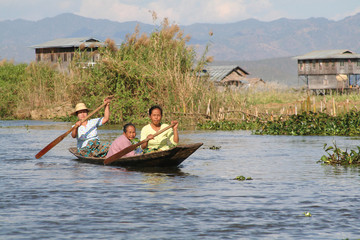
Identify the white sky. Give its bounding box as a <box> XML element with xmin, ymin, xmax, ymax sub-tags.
<box><xmin>1</xmin><ymin>0</ymin><xmax>360</xmax><ymax>25</ymax></box>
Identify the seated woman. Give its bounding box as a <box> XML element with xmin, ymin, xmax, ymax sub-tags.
<box><xmin>71</xmin><ymin>97</ymin><xmax>111</xmax><ymax>157</ymax></box>
<box><xmin>106</xmin><ymin>123</ymin><xmax>141</xmax><ymax>158</ymax></box>
<box><xmin>140</xmin><ymin>105</ymin><xmax>179</xmax><ymax>152</ymax></box>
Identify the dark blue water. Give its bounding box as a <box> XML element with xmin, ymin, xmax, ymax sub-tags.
<box><xmin>1</xmin><ymin>120</ymin><xmax>360</xmax><ymax>239</ymax></box>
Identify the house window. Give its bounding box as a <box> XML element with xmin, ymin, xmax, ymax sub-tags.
<box><xmin>357</xmin><ymin>60</ymin><xmax>360</xmax><ymax>67</ymax></box>
<box><xmin>312</xmin><ymin>61</ymin><xmax>316</xmax><ymax>68</ymax></box>
<box><xmin>340</xmin><ymin>60</ymin><xmax>345</xmax><ymax>67</ymax></box>
<box><xmin>64</xmin><ymin>53</ymin><xmax>67</xmax><ymax>62</ymax></box>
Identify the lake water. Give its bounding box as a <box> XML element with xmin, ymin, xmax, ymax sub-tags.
<box><xmin>1</xmin><ymin>120</ymin><xmax>360</xmax><ymax>239</ymax></box>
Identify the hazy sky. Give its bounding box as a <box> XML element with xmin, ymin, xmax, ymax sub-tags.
<box><xmin>1</xmin><ymin>0</ymin><xmax>360</xmax><ymax>25</ymax></box>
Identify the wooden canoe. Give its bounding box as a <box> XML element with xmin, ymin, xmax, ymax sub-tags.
<box><xmin>69</xmin><ymin>143</ymin><xmax>203</xmax><ymax>168</ymax></box>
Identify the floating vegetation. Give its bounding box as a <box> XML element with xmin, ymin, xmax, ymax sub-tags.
<box><xmin>198</xmin><ymin>111</ymin><xmax>360</xmax><ymax>136</ymax></box>
<box><xmin>256</xmin><ymin>111</ymin><xmax>360</xmax><ymax>136</ymax></box>
<box><xmin>197</xmin><ymin>120</ymin><xmax>262</xmax><ymax>131</ymax></box>
<box><xmin>234</xmin><ymin>175</ymin><xmax>253</xmax><ymax>181</ymax></box>
<box><xmin>208</xmin><ymin>145</ymin><xmax>221</xmax><ymax>150</ymax></box>
<box><xmin>303</xmin><ymin>212</ymin><xmax>312</xmax><ymax>217</ymax></box>
<box><xmin>318</xmin><ymin>141</ymin><xmax>360</xmax><ymax>166</ymax></box>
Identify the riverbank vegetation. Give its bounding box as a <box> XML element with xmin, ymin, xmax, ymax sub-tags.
<box><xmin>0</xmin><ymin>16</ymin><xmax>218</xmax><ymax>123</ymax></box>
<box><xmin>3</xmin><ymin>15</ymin><xmax>360</xmax><ymax>134</ymax></box>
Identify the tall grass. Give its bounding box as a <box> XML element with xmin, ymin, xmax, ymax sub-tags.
<box><xmin>73</xmin><ymin>17</ymin><xmax>215</xmax><ymax>123</ymax></box>
<box><xmin>0</xmin><ymin>60</ymin><xmax>27</xmax><ymax>118</ymax></box>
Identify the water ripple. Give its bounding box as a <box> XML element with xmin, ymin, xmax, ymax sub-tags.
<box><xmin>0</xmin><ymin>122</ymin><xmax>359</xmax><ymax>239</ymax></box>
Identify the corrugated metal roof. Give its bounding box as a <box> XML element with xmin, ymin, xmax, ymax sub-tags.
<box><xmin>295</xmin><ymin>49</ymin><xmax>360</xmax><ymax>60</ymax></box>
<box><xmin>31</xmin><ymin>37</ymin><xmax>104</xmax><ymax>48</ymax></box>
<box><xmin>204</xmin><ymin>65</ymin><xmax>249</xmax><ymax>82</ymax></box>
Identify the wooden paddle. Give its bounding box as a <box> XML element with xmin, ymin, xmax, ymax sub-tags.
<box><xmin>104</xmin><ymin>123</ymin><xmax>176</xmax><ymax>165</ymax></box>
<box><xmin>35</xmin><ymin>95</ymin><xmax>114</xmax><ymax>159</ymax></box>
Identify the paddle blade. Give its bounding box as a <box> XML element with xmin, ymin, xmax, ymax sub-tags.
<box><xmin>104</xmin><ymin>144</ymin><xmax>138</xmax><ymax>165</ymax></box>
<box><xmin>35</xmin><ymin>132</ymin><xmax>69</xmax><ymax>159</ymax></box>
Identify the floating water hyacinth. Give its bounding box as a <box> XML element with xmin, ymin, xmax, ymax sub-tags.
<box><xmin>234</xmin><ymin>175</ymin><xmax>253</xmax><ymax>181</ymax></box>
<box><xmin>319</xmin><ymin>141</ymin><xmax>360</xmax><ymax>165</ymax></box>
<box><xmin>303</xmin><ymin>212</ymin><xmax>312</xmax><ymax>217</ymax></box>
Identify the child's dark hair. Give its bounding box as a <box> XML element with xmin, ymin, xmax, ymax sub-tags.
<box><xmin>123</xmin><ymin>123</ymin><xmax>136</xmax><ymax>133</ymax></box>
<box><xmin>149</xmin><ymin>105</ymin><xmax>163</xmax><ymax>116</ymax></box>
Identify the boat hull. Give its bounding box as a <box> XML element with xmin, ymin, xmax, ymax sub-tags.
<box><xmin>69</xmin><ymin>143</ymin><xmax>203</xmax><ymax>168</ymax></box>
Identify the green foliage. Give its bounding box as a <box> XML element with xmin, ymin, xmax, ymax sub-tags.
<box><xmin>0</xmin><ymin>62</ymin><xmax>27</xmax><ymax>118</ymax></box>
<box><xmin>255</xmin><ymin>111</ymin><xmax>360</xmax><ymax>136</ymax></box>
<box><xmin>303</xmin><ymin>212</ymin><xmax>312</xmax><ymax>217</ymax></box>
<box><xmin>234</xmin><ymin>175</ymin><xmax>253</xmax><ymax>181</ymax></box>
<box><xmin>197</xmin><ymin>120</ymin><xmax>263</xmax><ymax>130</ymax></box>
<box><xmin>318</xmin><ymin>141</ymin><xmax>360</xmax><ymax>165</ymax></box>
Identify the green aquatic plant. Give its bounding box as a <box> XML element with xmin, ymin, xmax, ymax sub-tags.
<box><xmin>234</xmin><ymin>175</ymin><xmax>253</xmax><ymax>181</ymax></box>
<box><xmin>319</xmin><ymin>141</ymin><xmax>360</xmax><ymax>165</ymax></box>
<box><xmin>256</xmin><ymin>111</ymin><xmax>360</xmax><ymax>136</ymax></box>
<box><xmin>197</xmin><ymin>120</ymin><xmax>262</xmax><ymax>131</ymax></box>
<box><xmin>303</xmin><ymin>212</ymin><xmax>312</xmax><ymax>217</ymax></box>
<box><xmin>198</xmin><ymin>111</ymin><xmax>360</xmax><ymax>136</ymax></box>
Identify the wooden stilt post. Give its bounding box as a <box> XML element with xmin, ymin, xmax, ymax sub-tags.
<box><xmin>313</xmin><ymin>97</ymin><xmax>316</xmax><ymax>112</ymax></box>
<box><xmin>320</xmin><ymin>101</ymin><xmax>323</xmax><ymax>112</ymax></box>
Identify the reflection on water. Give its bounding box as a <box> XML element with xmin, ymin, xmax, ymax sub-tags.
<box><xmin>1</xmin><ymin>121</ymin><xmax>360</xmax><ymax>239</ymax></box>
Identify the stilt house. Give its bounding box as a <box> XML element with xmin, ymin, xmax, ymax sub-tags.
<box><xmin>295</xmin><ymin>49</ymin><xmax>360</xmax><ymax>94</ymax></box>
<box><xmin>31</xmin><ymin>37</ymin><xmax>104</xmax><ymax>68</ymax></box>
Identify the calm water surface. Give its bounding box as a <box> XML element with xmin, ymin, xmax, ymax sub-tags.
<box><xmin>1</xmin><ymin>120</ymin><xmax>360</xmax><ymax>239</ymax></box>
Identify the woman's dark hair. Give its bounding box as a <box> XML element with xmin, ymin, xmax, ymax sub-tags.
<box><xmin>123</xmin><ymin>123</ymin><xmax>136</xmax><ymax>133</ymax></box>
<box><xmin>149</xmin><ymin>105</ymin><xmax>163</xmax><ymax>116</ymax></box>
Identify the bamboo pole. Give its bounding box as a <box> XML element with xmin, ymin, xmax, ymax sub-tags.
<box><xmin>313</xmin><ymin>97</ymin><xmax>316</xmax><ymax>112</ymax></box>
<box><xmin>307</xmin><ymin>95</ymin><xmax>311</xmax><ymax>113</ymax></box>
<box><xmin>320</xmin><ymin>101</ymin><xmax>323</xmax><ymax>112</ymax></box>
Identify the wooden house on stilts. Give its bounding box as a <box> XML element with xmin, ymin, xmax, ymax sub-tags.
<box><xmin>295</xmin><ymin>49</ymin><xmax>360</xmax><ymax>94</ymax></box>
<box><xmin>31</xmin><ymin>37</ymin><xmax>105</xmax><ymax>70</ymax></box>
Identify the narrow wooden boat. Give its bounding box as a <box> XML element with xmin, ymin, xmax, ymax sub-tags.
<box><xmin>69</xmin><ymin>143</ymin><xmax>203</xmax><ymax>168</ymax></box>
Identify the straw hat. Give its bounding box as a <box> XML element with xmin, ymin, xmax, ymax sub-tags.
<box><xmin>71</xmin><ymin>103</ymin><xmax>89</xmax><ymax>115</ymax></box>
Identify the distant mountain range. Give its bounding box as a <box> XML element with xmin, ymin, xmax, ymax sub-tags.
<box><xmin>1</xmin><ymin>13</ymin><xmax>360</xmax><ymax>85</ymax></box>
